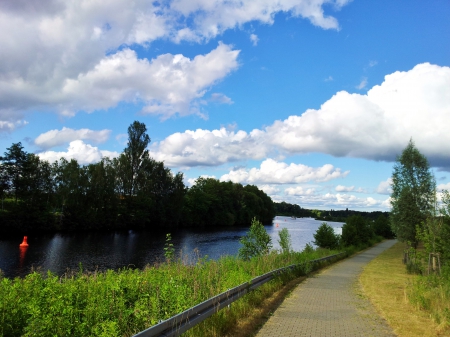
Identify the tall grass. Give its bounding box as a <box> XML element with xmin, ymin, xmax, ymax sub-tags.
<box><xmin>407</xmin><ymin>265</ymin><xmax>450</xmax><ymax>331</ymax></box>
<box><xmin>0</xmin><ymin>248</ymin><xmax>342</xmax><ymax>337</ymax></box>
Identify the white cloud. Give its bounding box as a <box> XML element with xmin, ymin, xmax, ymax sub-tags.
<box><xmin>356</xmin><ymin>76</ymin><xmax>368</xmax><ymax>89</ymax></box>
<box><xmin>335</xmin><ymin>185</ymin><xmax>354</xmax><ymax>192</ymax></box>
<box><xmin>376</xmin><ymin>178</ymin><xmax>393</xmax><ymax>195</ymax></box>
<box><xmin>150</xmin><ymin>127</ymin><xmax>269</xmax><ymax>167</ymax></box>
<box><xmin>437</xmin><ymin>182</ymin><xmax>450</xmax><ymax>192</ymax></box>
<box><xmin>62</xmin><ymin>43</ymin><xmax>240</xmax><ymax>119</ymax></box>
<box><xmin>35</xmin><ymin>127</ymin><xmax>111</xmax><ymax>149</ymax></box>
<box><xmin>259</xmin><ymin>184</ymin><xmax>281</xmax><ymax>195</ymax></box>
<box><xmin>220</xmin><ymin>159</ymin><xmax>349</xmax><ymax>184</ymax></box>
<box><xmin>324</xmin><ymin>76</ymin><xmax>334</xmax><ymax>82</ymax></box>
<box><xmin>250</xmin><ymin>34</ymin><xmax>259</xmax><ymax>46</ymax></box>
<box><xmin>264</xmin><ymin>63</ymin><xmax>450</xmax><ymax>168</ymax></box>
<box><xmin>369</xmin><ymin>60</ymin><xmax>378</xmax><ymax>67</ymax></box>
<box><xmin>210</xmin><ymin>93</ymin><xmax>233</xmax><ymax>104</ymax></box>
<box><xmin>0</xmin><ymin>0</ymin><xmax>347</xmax><ymax>128</ymax></box>
<box><xmin>285</xmin><ymin>186</ymin><xmax>316</xmax><ymax>196</ymax></box>
<box><xmin>285</xmin><ymin>192</ymin><xmax>390</xmax><ymax>210</ymax></box>
<box><xmin>0</xmin><ymin>119</ymin><xmax>28</xmax><ymax>133</ymax></box>
<box><xmin>335</xmin><ymin>185</ymin><xmax>366</xmax><ymax>193</ymax></box>
<box><xmin>147</xmin><ymin>63</ymin><xmax>450</xmax><ymax>170</ymax></box>
<box><xmin>38</xmin><ymin>140</ymin><xmax>119</xmax><ymax>165</ymax></box>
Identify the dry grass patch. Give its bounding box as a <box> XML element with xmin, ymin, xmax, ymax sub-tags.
<box><xmin>360</xmin><ymin>241</ymin><xmax>448</xmax><ymax>337</ymax></box>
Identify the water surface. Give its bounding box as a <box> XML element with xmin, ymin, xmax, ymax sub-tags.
<box><xmin>0</xmin><ymin>216</ymin><xmax>343</xmax><ymax>278</ymax></box>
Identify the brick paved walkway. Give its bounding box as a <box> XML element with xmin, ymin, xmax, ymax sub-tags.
<box><xmin>255</xmin><ymin>240</ymin><xmax>397</xmax><ymax>337</ymax></box>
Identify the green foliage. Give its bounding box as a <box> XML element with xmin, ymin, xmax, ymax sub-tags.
<box><xmin>0</xmin><ymin>121</ymin><xmax>276</xmax><ymax>234</ymax></box>
<box><xmin>313</xmin><ymin>222</ymin><xmax>339</xmax><ymax>249</ymax></box>
<box><xmin>390</xmin><ymin>139</ymin><xmax>436</xmax><ymax>248</ymax></box>
<box><xmin>182</xmin><ymin>178</ymin><xmax>274</xmax><ymax>228</ymax></box>
<box><xmin>341</xmin><ymin>215</ymin><xmax>374</xmax><ymax>247</ymax></box>
<box><xmin>408</xmin><ymin>266</ymin><xmax>450</xmax><ymax>328</ymax></box>
<box><xmin>164</xmin><ymin>233</ymin><xmax>175</xmax><ymax>262</ymax></box>
<box><xmin>0</xmin><ymin>247</ymin><xmax>342</xmax><ymax>337</ymax></box>
<box><xmin>238</xmin><ymin>218</ymin><xmax>272</xmax><ymax>260</ymax></box>
<box><xmin>274</xmin><ymin>201</ymin><xmax>312</xmax><ymax>217</ymax></box>
<box><xmin>278</xmin><ymin>228</ymin><xmax>292</xmax><ymax>253</ymax></box>
<box><xmin>373</xmin><ymin>214</ymin><xmax>395</xmax><ymax>239</ymax></box>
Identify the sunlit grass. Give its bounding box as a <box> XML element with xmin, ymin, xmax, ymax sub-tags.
<box><xmin>0</xmin><ymin>248</ymin><xmax>343</xmax><ymax>337</ymax></box>
<box><xmin>360</xmin><ymin>242</ymin><xmax>450</xmax><ymax>337</ymax></box>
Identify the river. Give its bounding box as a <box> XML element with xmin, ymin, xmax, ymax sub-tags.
<box><xmin>0</xmin><ymin>216</ymin><xmax>343</xmax><ymax>278</ymax></box>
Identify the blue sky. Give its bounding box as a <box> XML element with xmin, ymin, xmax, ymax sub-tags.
<box><xmin>1</xmin><ymin>0</ymin><xmax>449</xmax><ymax>211</ymax></box>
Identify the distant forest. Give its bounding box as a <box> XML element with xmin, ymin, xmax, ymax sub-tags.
<box><xmin>274</xmin><ymin>201</ymin><xmax>389</xmax><ymax>222</ymax></box>
<box><xmin>0</xmin><ymin>121</ymin><xmax>275</xmax><ymax>235</ymax></box>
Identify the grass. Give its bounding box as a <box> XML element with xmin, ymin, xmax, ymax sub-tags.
<box><xmin>0</xmin><ymin>248</ymin><xmax>343</xmax><ymax>337</ymax></box>
<box><xmin>359</xmin><ymin>241</ymin><xmax>450</xmax><ymax>336</ymax></box>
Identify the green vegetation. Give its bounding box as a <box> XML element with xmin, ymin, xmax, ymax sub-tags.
<box><xmin>390</xmin><ymin>139</ymin><xmax>435</xmax><ymax>248</ymax></box>
<box><xmin>278</xmin><ymin>227</ymin><xmax>292</xmax><ymax>253</ymax></box>
<box><xmin>360</xmin><ymin>242</ymin><xmax>447</xmax><ymax>337</ymax></box>
<box><xmin>238</xmin><ymin>218</ymin><xmax>273</xmax><ymax>260</ymax></box>
<box><xmin>0</xmin><ymin>245</ymin><xmax>342</xmax><ymax>337</ymax></box>
<box><xmin>313</xmin><ymin>222</ymin><xmax>339</xmax><ymax>249</ymax></box>
<box><xmin>0</xmin><ymin>121</ymin><xmax>274</xmax><ymax>235</ymax></box>
<box><xmin>273</xmin><ymin>201</ymin><xmax>312</xmax><ymax>217</ymax></box>
<box><xmin>341</xmin><ymin>214</ymin><xmax>374</xmax><ymax>247</ymax></box>
<box><xmin>387</xmin><ymin>140</ymin><xmax>450</xmax><ymax>330</ymax></box>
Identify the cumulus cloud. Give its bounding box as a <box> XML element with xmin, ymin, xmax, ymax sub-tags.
<box><xmin>285</xmin><ymin>186</ymin><xmax>316</xmax><ymax>196</ymax></box>
<box><xmin>150</xmin><ymin>127</ymin><xmax>269</xmax><ymax>167</ymax></box>
<box><xmin>376</xmin><ymin>178</ymin><xmax>393</xmax><ymax>195</ymax></box>
<box><xmin>335</xmin><ymin>185</ymin><xmax>354</xmax><ymax>192</ymax></box>
<box><xmin>38</xmin><ymin>140</ymin><xmax>119</xmax><ymax>165</ymax></box>
<box><xmin>220</xmin><ymin>159</ymin><xmax>349</xmax><ymax>184</ymax></box>
<box><xmin>35</xmin><ymin>127</ymin><xmax>111</xmax><ymax>149</ymax></box>
<box><xmin>60</xmin><ymin>43</ymin><xmax>239</xmax><ymax>119</ymax></box>
<box><xmin>150</xmin><ymin>64</ymin><xmax>450</xmax><ymax>170</ymax></box>
<box><xmin>0</xmin><ymin>0</ymin><xmax>347</xmax><ymax>128</ymax></box>
<box><xmin>265</xmin><ymin>63</ymin><xmax>450</xmax><ymax>168</ymax></box>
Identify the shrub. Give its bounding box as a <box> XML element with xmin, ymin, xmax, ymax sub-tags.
<box><xmin>239</xmin><ymin>217</ymin><xmax>272</xmax><ymax>260</ymax></box>
<box><xmin>341</xmin><ymin>215</ymin><xmax>374</xmax><ymax>247</ymax></box>
<box><xmin>313</xmin><ymin>222</ymin><xmax>339</xmax><ymax>249</ymax></box>
<box><xmin>278</xmin><ymin>228</ymin><xmax>292</xmax><ymax>253</ymax></box>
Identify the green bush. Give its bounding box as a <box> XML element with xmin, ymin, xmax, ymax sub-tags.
<box><xmin>341</xmin><ymin>215</ymin><xmax>374</xmax><ymax>247</ymax></box>
<box><xmin>238</xmin><ymin>217</ymin><xmax>272</xmax><ymax>260</ymax></box>
<box><xmin>313</xmin><ymin>222</ymin><xmax>339</xmax><ymax>249</ymax></box>
<box><xmin>278</xmin><ymin>228</ymin><xmax>292</xmax><ymax>253</ymax></box>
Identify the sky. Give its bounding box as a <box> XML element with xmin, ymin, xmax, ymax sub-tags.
<box><xmin>0</xmin><ymin>0</ymin><xmax>449</xmax><ymax>211</ymax></box>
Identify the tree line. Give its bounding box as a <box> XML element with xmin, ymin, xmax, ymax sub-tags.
<box><xmin>0</xmin><ymin>121</ymin><xmax>275</xmax><ymax>235</ymax></box>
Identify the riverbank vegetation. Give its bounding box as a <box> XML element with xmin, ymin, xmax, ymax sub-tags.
<box><xmin>0</xmin><ymin>121</ymin><xmax>274</xmax><ymax>235</ymax></box>
<box><xmin>0</xmin><ymin>240</ymin><xmax>342</xmax><ymax>337</ymax></box>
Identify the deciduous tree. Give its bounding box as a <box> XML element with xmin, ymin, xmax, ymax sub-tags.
<box><xmin>390</xmin><ymin>139</ymin><xmax>435</xmax><ymax>248</ymax></box>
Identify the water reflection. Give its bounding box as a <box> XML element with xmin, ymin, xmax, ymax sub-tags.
<box><xmin>0</xmin><ymin>216</ymin><xmax>343</xmax><ymax>278</ymax></box>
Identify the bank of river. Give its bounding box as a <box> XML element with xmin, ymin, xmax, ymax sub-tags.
<box><xmin>0</xmin><ymin>216</ymin><xmax>343</xmax><ymax>278</ymax></box>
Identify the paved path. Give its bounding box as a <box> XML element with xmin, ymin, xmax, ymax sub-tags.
<box><xmin>255</xmin><ymin>240</ymin><xmax>397</xmax><ymax>337</ymax></box>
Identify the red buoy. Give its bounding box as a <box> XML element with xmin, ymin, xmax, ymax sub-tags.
<box><xmin>19</xmin><ymin>236</ymin><xmax>29</xmax><ymax>247</ymax></box>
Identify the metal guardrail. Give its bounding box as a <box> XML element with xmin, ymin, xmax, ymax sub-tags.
<box><xmin>133</xmin><ymin>252</ymin><xmax>346</xmax><ymax>337</ymax></box>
